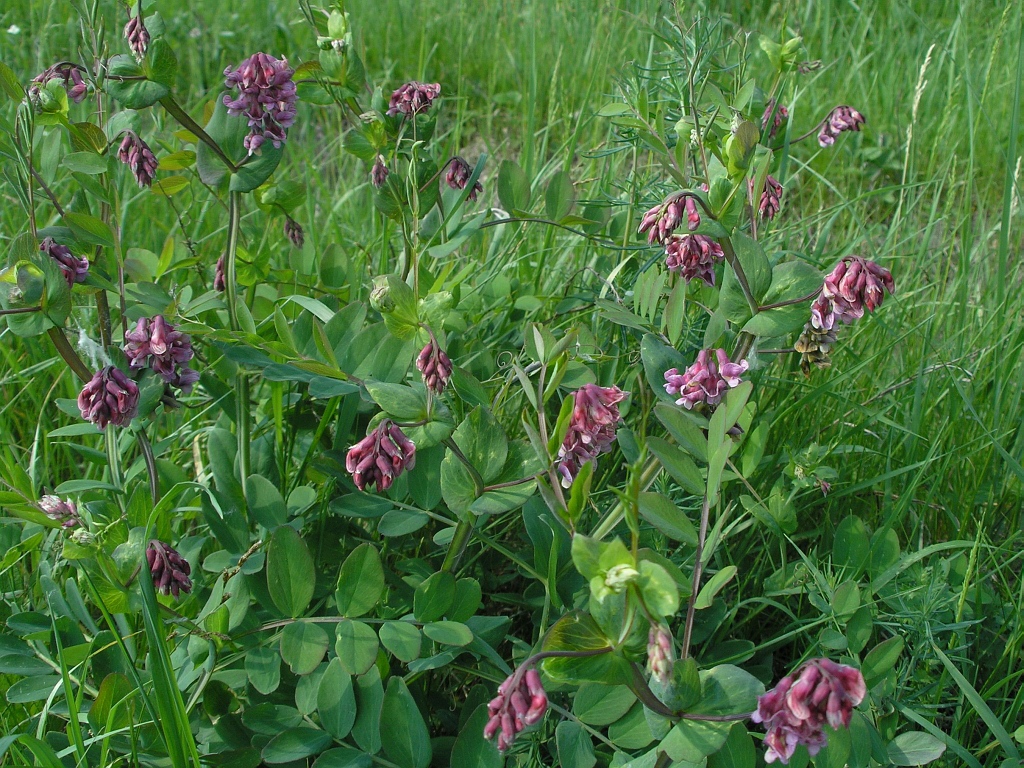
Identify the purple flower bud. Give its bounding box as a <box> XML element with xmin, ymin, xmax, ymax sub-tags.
<box><xmin>146</xmin><ymin>540</ymin><xmax>193</xmax><ymax>598</ymax></box>
<box><xmin>78</xmin><ymin>366</ymin><xmax>139</xmax><ymax>429</ymax></box>
<box><xmin>214</xmin><ymin>256</ymin><xmax>226</xmax><ymax>292</ymax></box>
<box><xmin>284</xmin><ymin>216</ymin><xmax>304</xmax><ymax>248</ymax></box>
<box><xmin>39</xmin><ymin>495</ymin><xmax>79</xmax><ymax>528</ymax></box>
<box><xmin>664</xmin><ymin>234</ymin><xmax>724</xmax><ymax>286</ymax></box>
<box><xmin>795</xmin><ymin>320</ymin><xmax>838</xmax><ymax>375</ymax></box>
<box><xmin>345</xmin><ymin>419</ymin><xmax>416</xmax><ymax>492</ymax></box>
<box><xmin>117</xmin><ymin>131</ymin><xmax>158</xmax><ymax>188</ymax></box>
<box><xmin>387</xmin><ymin>81</ymin><xmax>441</xmax><ymax>116</ymax></box>
<box><xmin>638</xmin><ymin>193</ymin><xmax>694</xmax><ymax>245</ymax></box>
<box><xmin>751</xmin><ymin>658</ymin><xmax>865</xmax><ymax>764</ymax></box>
<box><xmin>750</xmin><ymin>174</ymin><xmax>783</xmax><ymax>220</ymax></box>
<box><xmin>761</xmin><ymin>100</ymin><xmax>789</xmax><ymax>140</ymax></box>
<box><xmin>818</xmin><ymin>106</ymin><xmax>865</xmax><ymax>147</ymax></box>
<box><xmin>371</xmin><ymin>155</ymin><xmax>389</xmax><ymax>188</ymax></box>
<box><xmin>124</xmin><ymin>315</ymin><xmax>199</xmax><ymax>393</ymax></box>
<box><xmin>40</xmin><ymin>237</ymin><xmax>88</xmax><ymax>287</ymax></box>
<box><xmin>821</xmin><ymin>256</ymin><xmax>894</xmax><ymax>324</ymax></box>
<box><xmin>664</xmin><ymin>349</ymin><xmax>748</xmax><ymax>411</ymax></box>
<box><xmin>124</xmin><ymin>13</ymin><xmax>150</xmax><ymax>60</ymax></box>
<box><xmin>556</xmin><ymin>384</ymin><xmax>627</xmax><ymax>488</ymax></box>
<box><xmin>484</xmin><ymin>665</ymin><xmax>549</xmax><ymax>751</ymax></box>
<box><xmin>416</xmin><ymin>338</ymin><xmax>453</xmax><ymax>395</ymax></box>
<box><xmin>31</xmin><ymin>62</ymin><xmax>89</xmax><ymax>104</ymax></box>
<box><xmin>223</xmin><ymin>53</ymin><xmax>297</xmax><ymax>156</ymax></box>
<box><xmin>445</xmin><ymin>156</ymin><xmax>483</xmax><ymax>201</ymax></box>
<box><xmin>647</xmin><ymin>624</ymin><xmax>674</xmax><ymax>684</ymax></box>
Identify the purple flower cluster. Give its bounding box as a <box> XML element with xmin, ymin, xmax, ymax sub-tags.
<box><xmin>78</xmin><ymin>366</ymin><xmax>139</xmax><ymax>429</ymax></box>
<box><xmin>445</xmin><ymin>156</ymin><xmax>483</xmax><ymax>201</ymax></box>
<box><xmin>664</xmin><ymin>234</ymin><xmax>724</xmax><ymax>286</ymax></box>
<box><xmin>40</xmin><ymin>237</ymin><xmax>88</xmax><ymax>287</ymax></box>
<box><xmin>556</xmin><ymin>384</ymin><xmax>626</xmax><ymax>488</ymax></box>
<box><xmin>223</xmin><ymin>53</ymin><xmax>297</xmax><ymax>155</ymax></box>
<box><xmin>31</xmin><ymin>63</ymin><xmax>88</xmax><ymax>104</ymax></box>
<box><xmin>370</xmin><ymin>155</ymin><xmax>389</xmax><ymax>188</ymax></box>
<box><xmin>284</xmin><ymin>216</ymin><xmax>304</xmax><ymax>247</ymax></box>
<box><xmin>416</xmin><ymin>339</ymin><xmax>453</xmax><ymax>395</ymax></box>
<box><xmin>638</xmin><ymin>193</ymin><xmax>701</xmax><ymax>245</ymax></box>
<box><xmin>483</xmin><ymin>668</ymin><xmax>548</xmax><ymax>752</ymax></box>
<box><xmin>647</xmin><ymin>624</ymin><xmax>674</xmax><ymax>684</ymax></box>
<box><xmin>124</xmin><ymin>315</ymin><xmax>199</xmax><ymax>392</ymax></box>
<box><xmin>123</xmin><ymin>13</ymin><xmax>150</xmax><ymax>60</ymax></box>
<box><xmin>811</xmin><ymin>256</ymin><xmax>895</xmax><ymax>331</ymax></box>
<box><xmin>387</xmin><ymin>81</ymin><xmax>441</xmax><ymax>116</ymax></box>
<box><xmin>346</xmin><ymin>419</ymin><xmax>417</xmax><ymax>492</ymax></box>
<box><xmin>664</xmin><ymin>349</ymin><xmax>748</xmax><ymax>411</ymax></box>
<box><xmin>146</xmin><ymin>540</ymin><xmax>193</xmax><ymax>598</ymax></box>
<box><xmin>818</xmin><ymin>106</ymin><xmax>865</xmax><ymax>147</ymax></box>
<box><xmin>751</xmin><ymin>658</ymin><xmax>866</xmax><ymax>764</ymax></box>
<box><xmin>117</xmin><ymin>131</ymin><xmax>158</xmax><ymax>188</ymax></box>
<box><xmin>214</xmin><ymin>256</ymin><xmax>226</xmax><ymax>292</ymax></box>
<box><xmin>751</xmin><ymin>174</ymin><xmax>783</xmax><ymax>221</ymax></box>
<box><xmin>39</xmin><ymin>495</ymin><xmax>79</xmax><ymax>528</ymax></box>
<box><xmin>762</xmin><ymin>100</ymin><xmax>789</xmax><ymax>139</ymax></box>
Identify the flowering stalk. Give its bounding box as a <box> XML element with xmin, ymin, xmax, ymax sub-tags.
<box><xmin>159</xmin><ymin>96</ymin><xmax>238</xmax><ymax>173</ymax></box>
<box><xmin>681</xmin><ymin>492</ymin><xmax>710</xmax><ymax>660</ymax></box>
<box><xmin>223</xmin><ymin>191</ymin><xmax>251</xmax><ymax>493</ymax></box>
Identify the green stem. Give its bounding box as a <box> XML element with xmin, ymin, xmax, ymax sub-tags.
<box><xmin>680</xmin><ymin>493</ymin><xmax>711</xmax><ymax>660</ymax></box>
<box><xmin>159</xmin><ymin>96</ymin><xmax>237</xmax><ymax>173</ymax></box>
<box><xmin>47</xmin><ymin>327</ymin><xmax>92</xmax><ymax>381</ymax></box>
<box><xmin>719</xmin><ymin>237</ymin><xmax>759</xmax><ymax>318</ymax></box>
<box><xmin>443</xmin><ymin>437</ymin><xmax>484</xmax><ymax>497</ymax></box>
<box><xmin>106</xmin><ymin>424</ymin><xmax>124</xmax><ymax>492</ymax></box>
<box><xmin>138</xmin><ymin>428</ymin><xmax>159</xmax><ymax>504</ymax></box>
<box><xmin>591</xmin><ymin>458</ymin><xmax>660</xmax><ymax>539</ymax></box>
<box><xmin>440</xmin><ymin>517</ymin><xmax>475</xmax><ymax>574</ymax></box>
<box><xmin>224</xmin><ymin>191</ymin><xmax>251</xmax><ymax>491</ymax></box>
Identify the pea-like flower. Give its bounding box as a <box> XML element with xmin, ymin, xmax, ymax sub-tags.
<box><xmin>664</xmin><ymin>349</ymin><xmax>748</xmax><ymax>410</ymax></box>
<box><xmin>638</xmin><ymin>193</ymin><xmax>700</xmax><ymax>245</ymax></box>
<box><xmin>40</xmin><ymin>237</ymin><xmax>88</xmax><ymax>287</ymax></box>
<box><xmin>762</xmin><ymin>99</ymin><xmax>789</xmax><ymax>140</ymax></box>
<box><xmin>387</xmin><ymin>81</ymin><xmax>441</xmax><ymax>116</ymax></box>
<box><xmin>818</xmin><ymin>106</ymin><xmax>865</xmax><ymax>147</ymax></box>
<box><xmin>483</xmin><ymin>667</ymin><xmax>548</xmax><ymax>752</ymax></box>
<box><xmin>820</xmin><ymin>256</ymin><xmax>894</xmax><ymax>325</ymax></box>
<box><xmin>556</xmin><ymin>384</ymin><xmax>627</xmax><ymax>488</ymax></box>
<box><xmin>751</xmin><ymin>174</ymin><xmax>783</xmax><ymax>221</ymax></box>
<box><xmin>124</xmin><ymin>315</ymin><xmax>199</xmax><ymax>393</ymax></box>
<box><xmin>416</xmin><ymin>338</ymin><xmax>453</xmax><ymax>395</ymax></box>
<box><xmin>214</xmin><ymin>256</ymin><xmax>226</xmax><ymax>292</ymax></box>
<box><xmin>445</xmin><ymin>156</ymin><xmax>483</xmax><ymax>201</ymax></box>
<box><xmin>146</xmin><ymin>540</ymin><xmax>193</xmax><ymax>598</ymax></box>
<box><xmin>78</xmin><ymin>366</ymin><xmax>139</xmax><ymax>429</ymax></box>
<box><xmin>647</xmin><ymin>624</ymin><xmax>674</xmax><ymax>685</ymax></box>
<box><xmin>664</xmin><ymin>234</ymin><xmax>724</xmax><ymax>286</ymax></box>
<box><xmin>284</xmin><ymin>216</ymin><xmax>304</xmax><ymax>247</ymax></box>
<box><xmin>371</xmin><ymin>155</ymin><xmax>389</xmax><ymax>188</ymax></box>
<box><xmin>31</xmin><ymin>62</ymin><xmax>88</xmax><ymax>104</ymax></box>
<box><xmin>39</xmin><ymin>495</ymin><xmax>79</xmax><ymax>528</ymax></box>
<box><xmin>117</xmin><ymin>131</ymin><xmax>158</xmax><ymax>188</ymax></box>
<box><xmin>346</xmin><ymin>419</ymin><xmax>417</xmax><ymax>492</ymax></box>
<box><xmin>751</xmin><ymin>658</ymin><xmax>866</xmax><ymax>764</ymax></box>
<box><xmin>123</xmin><ymin>12</ymin><xmax>150</xmax><ymax>60</ymax></box>
<box><xmin>223</xmin><ymin>52</ymin><xmax>297</xmax><ymax>155</ymax></box>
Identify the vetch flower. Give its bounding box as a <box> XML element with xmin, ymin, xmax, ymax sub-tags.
<box><xmin>638</xmin><ymin>193</ymin><xmax>699</xmax><ymax>245</ymax></box>
<box><xmin>346</xmin><ymin>419</ymin><xmax>417</xmax><ymax>492</ymax></box>
<box><xmin>123</xmin><ymin>12</ymin><xmax>150</xmax><ymax>60</ymax></box>
<box><xmin>809</xmin><ymin>293</ymin><xmax>836</xmax><ymax>332</ymax></box>
<box><xmin>664</xmin><ymin>234</ymin><xmax>724</xmax><ymax>286</ymax></box>
<box><xmin>146</xmin><ymin>540</ymin><xmax>193</xmax><ymax>598</ymax></box>
<box><xmin>387</xmin><ymin>81</ymin><xmax>440</xmax><ymax>116</ymax></box>
<box><xmin>818</xmin><ymin>106</ymin><xmax>865</xmax><ymax>147</ymax></box>
<box><xmin>31</xmin><ymin>62</ymin><xmax>88</xmax><ymax>104</ymax></box>
<box><xmin>214</xmin><ymin>256</ymin><xmax>226</xmax><ymax>292</ymax></box>
<box><xmin>124</xmin><ymin>315</ymin><xmax>199</xmax><ymax>393</ymax></box>
<box><xmin>664</xmin><ymin>349</ymin><xmax>748</xmax><ymax>410</ymax></box>
<box><xmin>647</xmin><ymin>624</ymin><xmax>674</xmax><ymax>685</ymax></box>
<box><xmin>223</xmin><ymin>52</ymin><xmax>297</xmax><ymax>155</ymax></box>
<box><xmin>483</xmin><ymin>667</ymin><xmax>548</xmax><ymax>752</ymax></box>
<box><xmin>284</xmin><ymin>216</ymin><xmax>304</xmax><ymax>247</ymax></box>
<box><xmin>370</xmin><ymin>155</ymin><xmax>389</xmax><ymax>188</ymax></box>
<box><xmin>39</xmin><ymin>495</ymin><xmax>79</xmax><ymax>528</ymax></box>
<box><xmin>78</xmin><ymin>366</ymin><xmax>139</xmax><ymax>429</ymax></box>
<box><xmin>416</xmin><ymin>338</ymin><xmax>453</xmax><ymax>395</ymax></box>
<box><xmin>751</xmin><ymin>174</ymin><xmax>783</xmax><ymax>220</ymax></box>
<box><xmin>40</xmin><ymin>237</ymin><xmax>88</xmax><ymax>287</ymax></box>
<box><xmin>761</xmin><ymin>99</ymin><xmax>789</xmax><ymax>139</ymax></box>
<box><xmin>821</xmin><ymin>256</ymin><xmax>894</xmax><ymax>325</ymax></box>
<box><xmin>117</xmin><ymin>131</ymin><xmax>158</xmax><ymax>187</ymax></box>
<box><xmin>445</xmin><ymin>156</ymin><xmax>483</xmax><ymax>201</ymax></box>
<box><xmin>556</xmin><ymin>384</ymin><xmax>627</xmax><ymax>488</ymax></box>
<box><xmin>795</xmin><ymin>321</ymin><xmax>838</xmax><ymax>376</ymax></box>
<box><xmin>751</xmin><ymin>658</ymin><xmax>866</xmax><ymax>764</ymax></box>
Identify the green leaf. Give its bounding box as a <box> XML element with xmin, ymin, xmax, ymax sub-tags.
<box><xmin>335</xmin><ymin>543</ymin><xmax>385</xmax><ymax>618</ymax></box>
<box><xmin>861</xmin><ymin>636</ymin><xmax>904</xmax><ymax>688</ymax></box>
<box><xmin>719</xmin><ymin>232</ymin><xmax>771</xmax><ymax>325</ymax></box>
<box><xmin>313</xmin><ymin>748</ymin><xmax>373</xmax><ymax>768</ymax></box>
<box><xmin>0</xmin><ymin>61</ymin><xmax>25</xmax><ymax>100</ymax></box>
<box><xmin>318</xmin><ymin>659</ymin><xmax>357</xmax><ymax>740</ymax></box>
<box><xmin>450</xmin><ymin>704</ymin><xmax>502</xmax><ymax>768</ymax></box>
<box><xmin>379</xmin><ymin>620</ymin><xmax>422</xmax><ymax>662</ymax></box>
<box><xmin>105</xmin><ymin>54</ymin><xmax>169</xmax><ymax>108</ymax></box>
<box><xmin>262</xmin><ymin>727</ymin><xmax>332</xmax><ymax>765</ymax></box>
<box><xmin>246</xmin><ymin>474</ymin><xmax>288</xmax><ymax>528</ymax></box>
<box><xmin>380</xmin><ymin>677</ymin><xmax>432</xmax><ymax>768</ymax></box>
<box><xmin>196</xmin><ymin>97</ymin><xmax>285</xmax><ymax>192</ymax></box>
<box><xmin>833</xmin><ymin>515</ymin><xmax>870</xmax><ymax>578</ymax></box>
<box><xmin>497</xmin><ymin>160</ymin><xmax>530</xmax><ymax>212</ymax></box>
<box><xmin>886</xmin><ymin>732</ymin><xmax>947</xmax><ymax>766</ymax></box>
<box><xmin>742</xmin><ymin>261</ymin><xmax>822</xmax><ymax>338</ymax></box>
<box><xmin>335</xmin><ymin>620</ymin><xmax>379</xmax><ymax>676</ymax></box>
<box><xmin>655</xmin><ymin>403</ymin><xmax>708</xmax><ymax>463</ymax></box>
<box><xmin>64</xmin><ymin>212</ymin><xmax>114</xmax><ymax>247</ymax></box>
<box><xmin>638</xmin><ymin>560</ymin><xmax>680</xmax><ymax>617</ymax></box>
<box><xmin>545</xmin><ymin>170</ymin><xmax>576</xmax><ymax>221</ymax></box>
<box><xmin>573</xmin><ymin>683</ymin><xmax>636</xmax><ymax>726</ymax></box>
<box><xmin>694</xmin><ymin>565</ymin><xmax>737</xmax><ymax>609</ymax></box>
<box><xmin>441</xmin><ymin>407</ymin><xmax>508</xmax><ymax>513</ymax></box>
<box><xmin>846</xmin><ymin>605</ymin><xmax>873</xmax><ymax>654</ymax></box>
<box><xmin>364</xmin><ymin>381</ymin><xmax>427</xmax><ymax>421</ymax></box>
<box><xmin>423</xmin><ymin>621</ymin><xmax>473</xmax><ymax>647</ymax></box>
<box><xmin>245</xmin><ymin>647</ymin><xmax>282</xmax><ymax>695</ymax></box>
<box><xmin>637</xmin><ymin>491</ymin><xmax>698</xmax><ymax>545</ymax></box>
<box><xmin>145</xmin><ymin>39</ymin><xmax>178</xmax><ymax>85</ymax></box>
<box><xmin>280</xmin><ymin>621</ymin><xmax>329</xmax><ymax>675</ymax></box>
<box><xmin>62</xmin><ymin>151</ymin><xmax>108</xmax><ymax>175</ymax></box>
<box><xmin>351</xmin><ymin>667</ymin><xmax>384</xmax><ymax>754</ymax></box>
<box><xmin>831</xmin><ymin>580</ymin><xmax>860</xmax><ymax>618</ymax></box>
<box><xmin>413</xmin><ymin>571</ymin><xmax>455</xmax><ymax>622</ymax></box>
<box><xmin>707</xmin><ymin>723</ymin><xmax>756</xmax><ymax>768</ymax></box>
<box><xmin>640</xmin><ymin>334</ymin><xmax>690</xmax><ymax>404</ymax></box>
<box><xmin>647</xmin><ymin>438</ymin><xmax>705</xmax><ymax>496</ymax></box>
<box><xmin>267</xmin><ymin>525</ymin><xmax>315</xmax><ymax>618</ymax></box>
<box><xmin>541</xmin><ymin>613</ymin><xmax>630</xmax><ymax>686</ymax></box>
<box><xmin>556</xmin><ymin>720</ymin><xmax>597</xmax><ymax>768</ymax></box>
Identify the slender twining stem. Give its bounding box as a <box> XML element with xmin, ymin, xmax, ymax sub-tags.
<box><xmin>758</xmin><ymin>286</ymin><xmax>822</xmax><ymax>312</ymax></box>
<box><xmin>138</xmin><ymin>428</ymin><xmax>159</xmax><ymax>504</ymax></box>
<box><xmin>223</xmin><ymin>191</ymin><xmax>251</xmax><ymax>491</ymax></box>
<box><xmin>0</xmin><ymin>306</ymin><xmax>42</xmax><ymax>316</ymax></box>
<box><xmin>28</xmin><ymin>163</ymin><xmax>65</xmax><ymax>217</ymax></box>
<box><xmin>159</xmin><ymin>96</ymin><xmax>238</xmax><ymax>173</ymax></box>
<box><xmin>681</xmin><ymin>493</ymin><xmax>711</xmax><ymax>660</ymax></box>
<box><xmin>47</xmin><ymin>327</ymin><xmax>92</xmax><ymax>381</ymax></box>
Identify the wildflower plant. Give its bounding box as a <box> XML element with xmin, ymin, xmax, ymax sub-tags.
<box><xmin>0</xmin><ymin>5</ymin><xmax>962</xmax><ymax>768</ymax></box>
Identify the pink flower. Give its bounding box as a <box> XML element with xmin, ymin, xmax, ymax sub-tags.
<box><xmin>820</xmin><ymin>256</ymin><xmax>894</xmax><ymax>325</ymax></box>
<box><xmin>647</xmin><ymin>624</ymin><xmax>674</xmax><ymax>684</ymax></box>
<box><xmin>146</xmin><ymin>540</ymin><xmax>192</xmax><ymax>598</ymax></box>
<box><xmin>556</xmin><ymin>384</ymin><xmax>627</xmax><ymax>488</ymax></box>
<box><xmin>371</xmin><ymin>155</ymin><xmax>389</xmax><ymax>188</ymax></box>
<box><xmin>416</xmin><ymin>339</ymin><xmax>453</xmax><ymax>395</ymax></box>
<box><xmin>483</xmin><ymin>667</ymin><xmax>548</xmax><ymax>752</ymax></box>
<box><xmin>223</xmin><ymin>53</ymin><xmax>297</xmax><ymax>155</ymax></box>
<box><xmin>664</xmin><ymin>349</ymin><xmax>748</xmax><ymax>410</ymax></box>
<box><xmin>750</xmin><ymin>174</ymin><xmax>783</xmax><ymax>220</ymax></box>
<box><xmin>809</xmin><ymin>293</ymin><xmax>835</xmax><ymax>332</ymax></box>
<box><xmin>638</xmin><ymin>193</ymin><xmax>699</xmax><ymax>245</ymax></box>
<box><xmin>445</xmin><ymin>156</ymin><xmax>483</xmax><ymax>201</ymax></box>
<box><xmin>123</xmin><ymin>13</ymin><xmax>150</xmax><ymax>60</ymax></box>
<box><xmin>214</xmin><ymin>256</ymin><xmax>226</xmax><ymax>292</ymax></box>
<box><xmin>664</xmin><ymin>234</ymin><xmax>724</xmax><ymax>286</ymax></box>
<box><xmin>31</xmin><ymin>63</ymin><xmax>88</xmax><ymax>104</ymax></box>
<box><xmin>751</xmin><ymin>658</ymin><xmax>866</xmax><ymax>764</ymax></box>
<box><xmin>346</xmin><ymin>420</ymin><xmax>417</xmax><ymax>492</ymax></box>
<box><xmin>818</xmin><ymin>106</ymin><xmax>865</xmax><ymax>147</ymax></box>
<box><xmin>123</xmin><ymin>315</ymin><xmax>199</xmax><ymax>393</ymax></box>
<box><xmin>284</xmin><ymin>216</ymin><xmax>304</xmax><ymax>247</ymax></box>
<box><xmin>117</xmin><ymin>131</ymin><xmax>158</xmax><ymax>187</ymax></box>
<box><xmin>78</xmin><ymin>366</ymin><xmax>139</xmax><ymax>429</ymax></box>
<box><xmin>762</xmin><ymin>100</ymin><xmax>789</xmax><ymax>140</ymax></box>
<box><xmin>40</xmin><ymin>237</ymin><xmax>88</xmax><ymax>287</ymax></box>
<box><xmin>39</xmin><ymin>495</ymin><xmax>79</xmax><ymax>528</ymax></box>
<box><xmin>387</xmin><ymin>81</ymin><xmax>441</xmax><ymax>116</ymax></box>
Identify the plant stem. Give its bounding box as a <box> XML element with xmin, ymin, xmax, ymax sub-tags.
<box><xmin>106</xmin><ymin>424</ymin><xmax>124</xmax><ymax>491</ymax></box>
<box><xmin>443</xmin><ymin>437</ymin><xmax>484</xmax><ymax>497</ymax></box>
<box><xmin>680</xmin><ymin>493</ymin><xmax>711</xmax><ymax>660</ymax></box>
<box><xmin>758</xmin><ymin>286</ymin><xmax>822</xmax><ymax>312</ymax></box>
<box><xmin>224</xmin><ymin>191</ymin><xmax>251</xmax><ymax>492</ymax></box>
<box><xmin>440</xmin><ymin>517</ymin><xmax>475</xmax><ymax>573</ymax></box>
<box><xmin>159</xmin><ymin>96</ymin><xmax>237</xmax><ymax>173</ymax></box>
<box><xmin>719</xmin><ymin>237</ymin><xmax>759</xmax><ymax>317</ymax></box>
<box><xmin>138</xmin><ymin>428</ymin><xmax>159</xmax><ymax>504</ymax></box>
<box><xmin>591</xmin><ymin>458</ymin><xmax>660</xmax><ymax>539</ymax></box>
<box><xmin>47</xmin><ymin>327</ymin><xmax>92</xmax><ymax>381</ymax></box>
